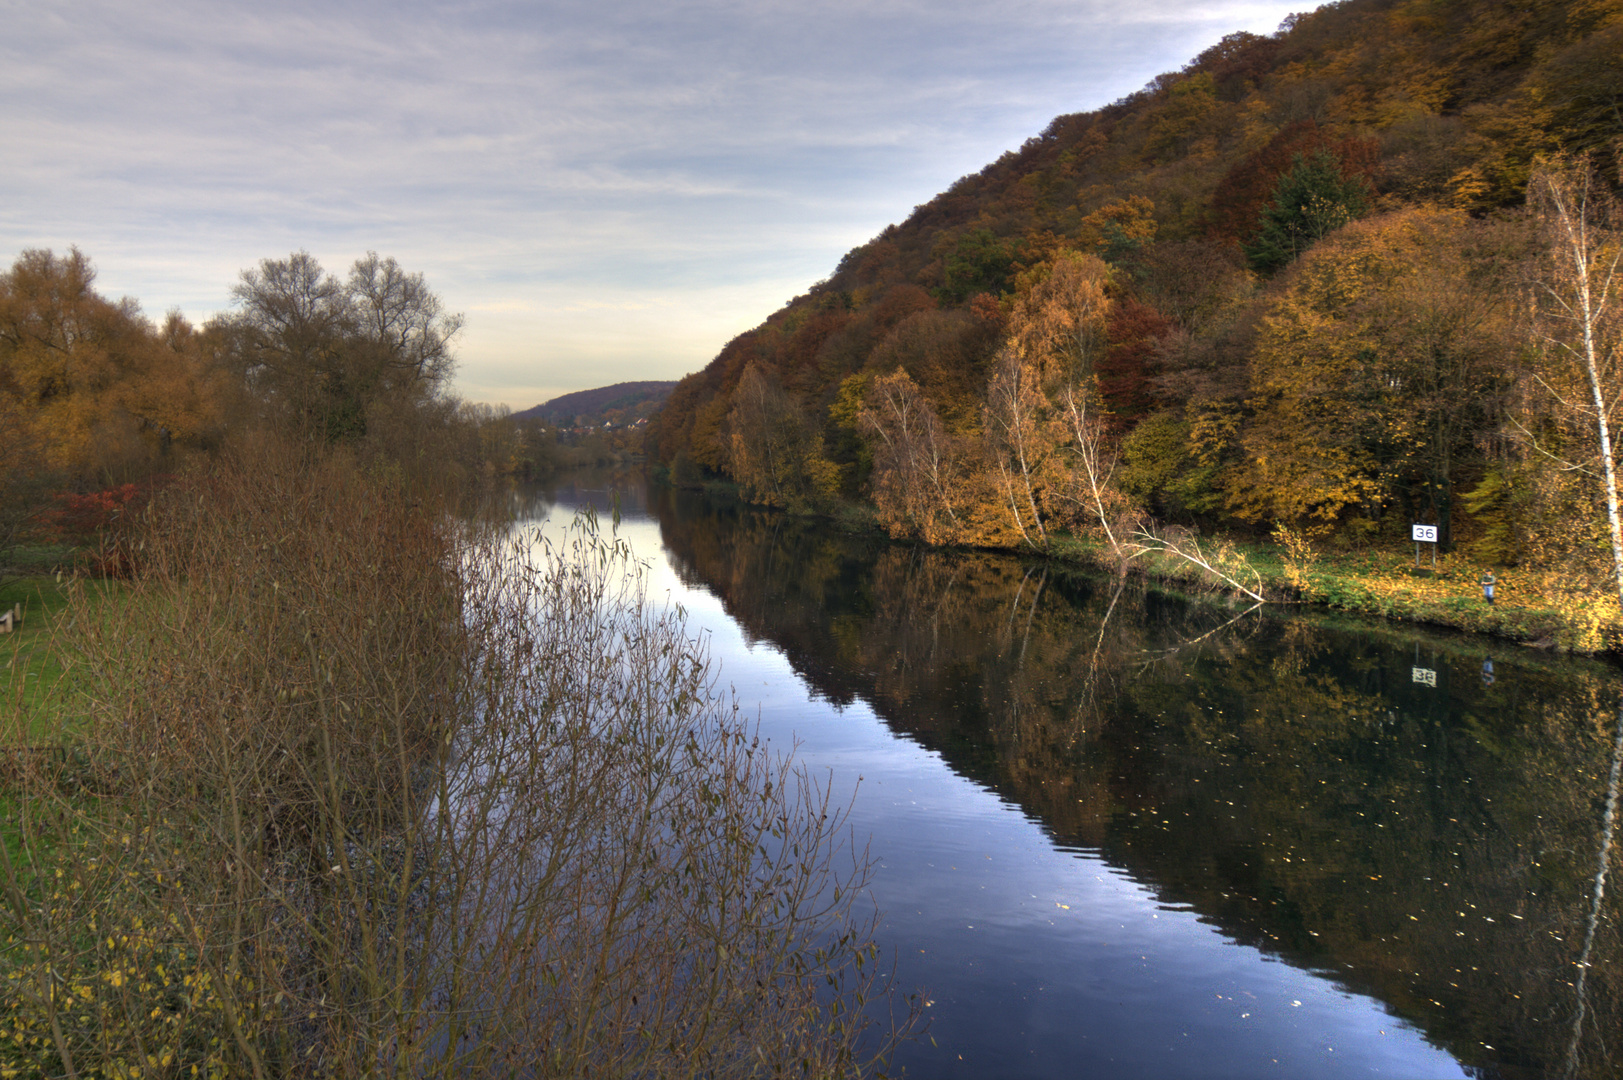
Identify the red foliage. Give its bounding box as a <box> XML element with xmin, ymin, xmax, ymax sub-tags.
<box><xmin>968</xmin><ymin>292</ymin><xmax>1006</xmax><ymax>330</ymax></box>
<box><xmin>45</xmin><ymin>485</ymin><xmax>143</xmax><ymax>542</ymax></box>
<box><xmin>43</xmin><ymin>478</ymin><xmax>169</xmax><ymax>577</ymax></box>
<box><xmin>1097</xmin><ymin>299</ymin><xmax>1173</xmax><ymax>427</ymax></box>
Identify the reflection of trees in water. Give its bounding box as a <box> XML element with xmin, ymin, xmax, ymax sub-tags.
<box><xmin>1564</xmin><ymin>702</ymin><xmax>1622</xmax><ymax>1079</ymax></box>
<box><xmin>652</xmin><ymin>487</ymin><xmax>1623</xmax><ymax>1080</ymax></box>
<box><xmin>495</xmin><ymin>466</ymin><xmax>655</xmax><ymax>528</ymax></box>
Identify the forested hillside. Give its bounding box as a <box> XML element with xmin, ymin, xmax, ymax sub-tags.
<box><xmin>649</xmin><ymin>0</ymin><xmax>1623</xmax><ymax>582</ymax></box>
<box><xmin>513</xmin><ymin>381</ymin><xmax>676</xmax><ymax>428</ymax></box>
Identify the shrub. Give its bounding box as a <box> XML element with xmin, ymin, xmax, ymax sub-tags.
<box><xmin>2</xmin><ymin>435</ymin><xmax>910</xmax><ymax>1078</ymax></box>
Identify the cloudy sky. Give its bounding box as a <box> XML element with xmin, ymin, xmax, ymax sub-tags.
<box><xmin>4</xmin><ymin>0</ymin><xmax>1302</xmax><ymax>409</ymax></box>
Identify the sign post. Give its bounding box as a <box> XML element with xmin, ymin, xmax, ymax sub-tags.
<box><xmin>1412</xmin><ymin>524</ymin><xmax>1438</xmax><ymax>570</ymax></box>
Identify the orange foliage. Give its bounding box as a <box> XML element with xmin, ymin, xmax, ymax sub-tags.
<box><xmin>0</xmin><ymin>248</ymin><xmax>226</xmax><ymax>483</ymax></box>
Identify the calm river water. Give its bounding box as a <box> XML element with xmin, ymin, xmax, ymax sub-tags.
<box><xmin>513</xmin><ymin>469</ymin><xmax>1621</xmax><ymax>1080</ymax></box>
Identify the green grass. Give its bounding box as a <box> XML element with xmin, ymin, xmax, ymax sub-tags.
<box><xmin>2</xmin><ymin>575</ymin><xmax>122</xmax><ymax>745</ymax></box>
<box><xmin>2</xmin><ymin>541</ymin><xmax>76</xmax><ymax>575</ymax></box>
<box><xmin>1046</xmin><ymin>531</ymin><xmax>1608</xmax><ymax>653</ymax></box>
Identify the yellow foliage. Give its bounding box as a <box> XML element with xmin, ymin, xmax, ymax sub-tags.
<box><xmin>1077</xmin><ymin>197</ymin><xmax>1158</xmax><ymax>261</ymax></box>
<box><xmin>0</xmin><ymin>249</ymin><xmax>227</xmax><ymax>482</ymax></box>
<box><xmin>2</xmin><ymin>859</ymin><xmax>251</xmax><ymax>1079</ymax></box>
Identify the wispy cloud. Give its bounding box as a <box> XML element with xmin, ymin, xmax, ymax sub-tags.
<box><xmin>2</xmin><ymin>0</ymin><xmax>1299</xmax><ymax>407</ymax></box>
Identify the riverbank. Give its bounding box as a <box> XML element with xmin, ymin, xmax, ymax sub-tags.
<box><xmin>660</xmin><ymin>470</ymin><xmax>1620</xmax><ymax>658</ymax></box>
<box><xmin>1047</xmin><ymin>533</ymin><xmax>1620</xmax><ymax>657</ymax></box>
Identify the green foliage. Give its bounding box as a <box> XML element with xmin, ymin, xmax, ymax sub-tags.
<box><xmin>827</xmin><ymin>372</ymin><xmax>875</xmax><ymax>495</ymax></box>
<box><xmin>939</xmin><ymin>228</ymin><xmax>1017</xmax><ymax>303</ymax></box>
<box><xmin>1118</xmin><ymin>410</ymin><xmax>1221</xmax><ymax>516</ymax></box>
<box><xmin>1</xmin><ymin>576</ymin><xmax>122</xmax><ymax>743</ymax></box>
<box><xmin>1242</xmin><ymin>150</ymin><xmax>1372</xmax><ymax>274</ymax></box>
<box><xmin>1460</xmin><ymin>465</ymin><xmax>1526</xmax><ymax>565</ymax></box>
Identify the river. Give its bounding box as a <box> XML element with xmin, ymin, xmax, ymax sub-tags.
<box><xmin>509</xmin><ymin>469</ymin><xmax>1622</xmax><ymax>1080</ymax></box>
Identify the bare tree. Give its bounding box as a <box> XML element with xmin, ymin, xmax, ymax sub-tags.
<box><xmin>346</xmin><ymin>252</ymin><xmax>463</xmax><ymax>395</ymax></box>
<box><xmin>220</xmin><ymin>251</ymin><xmax>462</xmax><ymax>440</ymax></box>
<box><xmin>1057</xmin><ymin>380</ymin><xmax>1136</xmax><ymax>558</ymax></box>
<box><xmin>859</xmin><ymin>369</ymin><xmax>965</xmax><ymax>542</ymax></box>
<box><xmin>984</xmin><ymin>348</ymin><xmax>1057</xmax><ymax>550</ymax></box>
<box><xmin>1523</xmin><ymin>158</ymin><xmax>1623</xmax><ymax>1080</ymax></box>
<box><xmin>1525</xmin><ymin>158</ymin><xmax>1623</xmax><ymax>608</ymax></box>
<box><xmin>1</xmin><ymin>437</ymin><xmax>912</xmax><ymax>1078</ymax></box>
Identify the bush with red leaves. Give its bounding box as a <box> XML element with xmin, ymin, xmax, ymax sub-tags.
<box><xmin>42</xmin><ymin>479</ymin><xmax>169</xmax><ymax>578</ymax></box>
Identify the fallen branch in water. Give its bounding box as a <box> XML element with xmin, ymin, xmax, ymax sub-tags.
<box><xmin>1125</xmin><ymin>525</ymin><xmax>1268</xmax><ymax>604</ymax></box>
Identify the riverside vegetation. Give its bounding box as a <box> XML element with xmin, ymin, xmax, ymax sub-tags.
<box><xmin>0</xmin><ymin>238</ymin><xmax>914</xmax><ymax>1074</ymax></box>
<box><xmin>0</xmin><ymin>436</ymin><xmax>912</xmax><ymax>1078</ymax></box>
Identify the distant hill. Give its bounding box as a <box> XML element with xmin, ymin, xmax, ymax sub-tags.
<box><xmin>513</xmin><ymin>381</ymin><xmax>677</xmax><ymax>427</ymax></box>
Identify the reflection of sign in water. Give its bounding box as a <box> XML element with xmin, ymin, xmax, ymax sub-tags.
<box><xmin>1412</xmin><ymin>666</ymin><xmax>1437</xmax><ymax>687</ymax></box>
<box><xmin>1412</xmin><ymin>524</ymin><xmax>1438</xmax><ymax>542</ymax></box>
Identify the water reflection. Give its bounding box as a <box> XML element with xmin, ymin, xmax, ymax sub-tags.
<box><xmin>519</xmin><ymin>473</ymin><xmax>1621</xmax><ymax>1079</ymax></box>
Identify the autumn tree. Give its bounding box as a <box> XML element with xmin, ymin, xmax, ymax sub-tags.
<box><xmin>993</xmin><ymin>252</ymin><xmax>1120</xmax><ymax>547</ymax></box>
<box><xmin>859</xmin><ymin>369</ymin><xmax>967</xmax><ymax>543</ymax></box>
<box><xmin>1236</xmin><ymin>219</ymin><xmax>1420</xmax><ymax>529</ymax></box>
<box><xmin>864</xmin><ymin>308</ymin><xmax>996</xmax><ymax>426</ymax></box>
<box><xmin>1095</xmin><ymin>298</ymin><xmax>1173</xmax><ymax>424</ymax></box>
<box><xmin>649</xmin><ymin>0</ymin><xmax>1623</xmax><ymax>553</ymax></box>
<box><xmin>1521</xmin><ymin>157</ymin><xmax>1623</xmax><ymax>608</ymax></box>
<box><xmin>726</xmin><ymin>362</ymin><xmax>839</xmax><ymax>510</ymax></box>
<box><xmin>1077</xmin><ymin>196</ymin><xmax>1158</xmax><ymax>267</ymax></box>
<box><xmin>0</xmin><ymin>247</ymin><xmax>226</xmax><ymax>483</ymax></box>
<box><xmin>983</xmin><ymin>347</ymin><xmax>1061</xmax><ymax>549</ymax></box>
<box><xmin>1377</xmin><ymin>212</ymin><xmax>1519</xmax><ymax>544</ymax></box>
<box><xmin>1235</xmin><ymin>209</ymin><xmax>1515</xmax><ymax>537</ymax></box>
<box><xmin>218</xmin><ymin>251</ymin><xmax>461</xmax><ymax>441</ymax></box>
<box><xmin>1005</xmin><ymin>251</ymin><xmax>1112</xmax><ymax>381</ymax></box>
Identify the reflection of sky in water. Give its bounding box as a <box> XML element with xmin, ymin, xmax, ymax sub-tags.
<box><xmin>523</xmin><ymin>486</ymin><xmax>1468</xmax><ymax>1079</ymax></box>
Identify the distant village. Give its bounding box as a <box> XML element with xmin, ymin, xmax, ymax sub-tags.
<box><xmin>562</xmin><ymin>415</ymin><xmax>649</xmax><ymax>435</ymax></box>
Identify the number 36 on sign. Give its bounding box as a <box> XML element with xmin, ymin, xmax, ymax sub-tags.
<box><xmin>1412</xmin><ymin>524</ymin><xmax>1438</xmax><ymax>542</ymax></box>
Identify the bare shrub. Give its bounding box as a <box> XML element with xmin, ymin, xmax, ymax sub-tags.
<box><xmin>2</xmin><ymin>434</ymin><xmax>910</xmax><ymax>1078</ymax></box>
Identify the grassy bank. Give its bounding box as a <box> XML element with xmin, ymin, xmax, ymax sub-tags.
<box><xmin>1046</xmin><ymin>531</ymin><xmax>1620</xmax><ymax>656</ymax></box>
<box><xmin>0</xmin><ymin>575</ymin><xmax>112</xmax><ymax>744</ymax></box>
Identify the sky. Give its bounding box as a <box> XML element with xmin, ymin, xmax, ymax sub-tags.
<box><xmin>3</xmin><ymin>0</ymin><xmax>1305</xmax><ymax>410</ymax></box>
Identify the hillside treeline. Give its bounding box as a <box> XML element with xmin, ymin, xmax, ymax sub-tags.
<box><xmin>649</xmin><ymin>0</ymin><xmax>1623</xmax><ymax>581</ymax></box>
<box><xmin>0</xmin><ymin>248</ymin><xmax>553</xmax><ymax>564</ymax></box>
<box><xmin>514</xmin><ymin>380</ymin><xmax>675</xmax><ymax>428</ymax></box>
